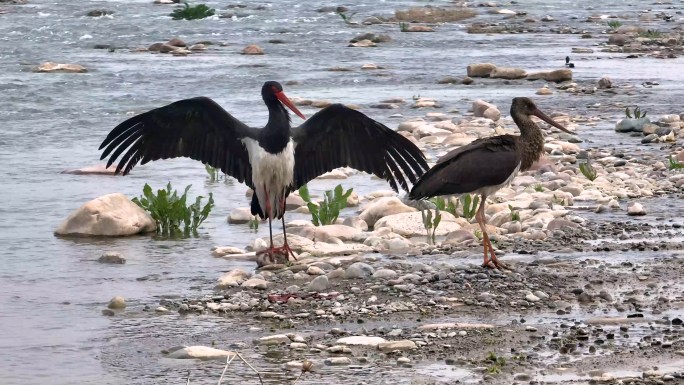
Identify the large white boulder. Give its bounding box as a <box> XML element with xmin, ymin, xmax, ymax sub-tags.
<box><xmin>359</xmin><ymin>197</ymin><xmax>416</xmax><ymax>227</ymax></box>
<box><xmin>167</xmin><ymin>346</ymin><xmax>235</xmax><ymax>360</ymax></box>
<box><xmin>374</xmin><ymin>210</ymin><xmax>464</xmax><ymax>237</ymax></box>
<box><xmin>55</xmin><ymin>193</ymin><xmax>156</xmax><ymax>236</ymax></box>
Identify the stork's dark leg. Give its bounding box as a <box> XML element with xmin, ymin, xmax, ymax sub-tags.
<box><xmin>475</xmin><ymin>194</ymin><xmax>509</xmax><ymax>270</ymax></box>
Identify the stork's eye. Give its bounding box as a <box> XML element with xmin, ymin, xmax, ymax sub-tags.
<box><xmin>271</xmin><ymin>86</ymin><xmax>279</xmax><ymax>93</ymax></box>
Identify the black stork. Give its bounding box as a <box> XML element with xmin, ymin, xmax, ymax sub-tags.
<box><xmin>409</xmin><ymin>97</ymin><xmax>573</xmax><ymax>269</ymax></box>
<box><xmin>99</xmin><ymin>81</ymin><xmax>428</xmax><ymax>265</ymax></box>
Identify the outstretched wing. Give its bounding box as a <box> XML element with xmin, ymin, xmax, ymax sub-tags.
<box><xmin>290</xmin><ymin>104</ymin><xmax>428</xmax><ymax>191</ymax></box>
<box><xmin>99</xmin><ymin>97</ymin><xmax>258</xmax><ymax>187</ymax></box>
<box><xmin>409</xmin><ymin>135</ymin><xmax>520</xmax><ymax>199</ymax></box>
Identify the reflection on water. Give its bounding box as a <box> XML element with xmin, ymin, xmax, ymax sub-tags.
<box><xmin>2</xmin><ymin>0</ymin><xmax>684</xmax><ymax>383</ymax></box>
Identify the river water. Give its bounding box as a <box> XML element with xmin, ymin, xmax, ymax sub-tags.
<box><xmin>1</xmin><ymin>1</ymin><xmax>683</xmax><ymax>384</ymax></box>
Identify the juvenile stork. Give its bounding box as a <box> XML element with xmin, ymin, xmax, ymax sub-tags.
<box><xmin>409</xmin><ymin>97</ymin><xmax>573</xmax><ymax>269</ymax></box>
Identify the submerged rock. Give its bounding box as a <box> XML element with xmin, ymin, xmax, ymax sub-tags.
<box><xmin>33</xmin><ymin>62</ymin><xmax>88</xmax><ymax>73</ymax></box>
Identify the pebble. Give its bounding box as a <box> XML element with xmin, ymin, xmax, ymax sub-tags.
<box><xmin>345</xmin><ymin>262</ymin><xmax>375</xmax><ymax>279</ymax></box>
<box><xmin>98</xmin><ymin>252</ymin><xmax>126</xmax><ymax>264</ymax></box>
<box><xmin>107</xmin><ymin>296</ymin><xmax>126</xmax><ymax>309</ymax></box>
<box><xmin>324</xmin><ymin>357</ymin><xmax>351</xmax><ymax>366</ymax></box>
<box><xmin>309</xmin><ymin>275</ymin><xmax>329</xmax><ymax>292</ymax></box>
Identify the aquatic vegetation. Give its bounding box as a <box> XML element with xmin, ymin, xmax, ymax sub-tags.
<box><xmin>204</xmin><ymin>163</ymin><xmax>220</xmax><ymax>181</ymax></box>
<box><xmin>429</xmin><ymin>196</ymin><xmax>458</xmax><ymax>217</ymax></box>
<box><xmin>399</xmin><ymin>22</ymin><xmax>410</xmax><ymax>32</ymax></box>
<box><xmin>132</xmin><ymin>182</ymin><xmax>214</xmax><ymax>236</ymax></box>
<box><xmin>579</xmin><ymin>160</ymin><xmax>598</xmax><ymax>181</ymax></box>
<box><xmin>395</xmin><ymin>6</ymin><xmax>476</xmax><ymax>22</ymax></box>
<box><xmin>298</xmin><ymin>184</ymin><xmax>353</xmax><ymax>226</ymax></box>
<box><xmin>460</xmin><ymin>193</ymin><xmax>479</xmax><ymax>221</ymax></box>
<box><xmin>484</xmin><ymin>352</ymin><xmax>506</xmax><ymax>374</ymax></box>
<box><xmin>421</xmin><ymin>208</ymin><xmax>441</xmax><ymax>244</ymax></box>
<box><xmin>607</xmin><ymin>20</ymin><xmax>622</xmax><ymax>30</ymax></box>
<box><xmin>248</xmin><ymin>216</ymin><xmax>260</xmax><ymax>231</ymax></box>
<box><xmin>625</xmin><ymin>106</ymin><xmax>647</xmax><ymax>119</ymax></box>
<box><xmin>509</xmin><ymin>204</ymin><xmax>520</xmax><ymax>222</ymax></box>
<box><xmin>170</xmin><ymin>2</ymin><xmax>215</xmax><ymax>20</ymax></box>
<box><xmin>533</xmin><ymin>183</ymin><xmax>544</xmax><ymax>192</ymax></box>
<box><xmin>668</xmin><ymin>155</ymin><xmax>684</xmax><ymax>171</ymax></box>
<box><xmin>336</xmin><ymin>10</ymin><xmax>356</xmax><ymax>24</ymax></box>
<box><xmin>638</xmin><ymin>29</ymin><xmax>663</xmax><ymax>39</ymax></box>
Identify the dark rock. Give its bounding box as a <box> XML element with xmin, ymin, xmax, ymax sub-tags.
<box><xmin>98</xmin><ymin>252</ymin><xmax>126</xmax><ymax>264</ymax></box>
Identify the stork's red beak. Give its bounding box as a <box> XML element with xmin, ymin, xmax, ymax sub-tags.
<box><xmin>532</xmin><ymin>107</ymin><xmax>573</xmax><ymax>134</ymax></box>
<box><xmin>275</xmin><ymin>91</ymin><xmax>306</xmax><ymax>120</ymax></box>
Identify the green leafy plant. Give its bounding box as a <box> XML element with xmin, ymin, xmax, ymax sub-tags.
<box><xmin>484</xmin><ymin>352</ymin><xmax>506</xmax><ymax>374</ymax></box>
<box><xmin>336</xmin><ymin>10</ymin><xmax>357</xmax><ymax>24</ymax></box>
<box><xmin>430</xmin><ymin>197</ymin><xmax>458</xmax><ymax>217</ymax></box>
<box><xmin>170</xmin><ymin>2</ymin><xmax>215</xmax><ymax>20</ymax></box>
<box><xmin>579</xmin><ymin>159</ymin><xmax>598</xmax><ymax>181</ymax></box>
<box><xmin>533</xmin><ymin>183</ymin><xmax>544</xmax><ymax>192</ymax></box>
<box><xmin>421</xmin><ymin>208</ymin><xmax>442</xmax><ymax>244</ymax></box>
<box><xmin>399</xmin><ymin>22</ymin><xmax>410</xmax><ymax>32</ymax></box>
<box><xmin>508</xmin><ymin>204</ymin><xmax>520</xmax><ymax>222</ymax></box>
<box><xmin>298</xmin><ymin>184</ymin><xmax>353</xmax><ymax>226</ymax></box>
<box><xmin>460</xmin><ymin>194</ymin><xmax>480</xmax><ymax>221</ymax></box>
<box><xmin>625</xmin><ymin>106</ymin><xmax>647</xmax><ymax>119</ymax></box>
<box><xmin>205</xmin><ymin>163</ymin><xmax>220</xmax><ymax>181</ymax></box>
<box><xmin>607</xmin><ymin>20</ymin><xmax>622</xmax><ymax>30</ymax></box>
<box><xmin>668</xmin><ymin>155</ymin><xmax>684</xmax><ymax>170</ymax></box>
<box><xmin>474</xmin><ymin>229</ymin><xmax>483</xmax><ymax>240</ymax></box>
<box><xmin>638</xmin><ymin>29</ymin><xmax>663</xmax><ymax>39</ymax></box>
<box><xmin>132</xmin><ymin>182</ymin><xmax>214</xmax><ymax>236</ymax></box>
<box><xmin>248</xmin><ymin>216</ymin><xmax>260</xmax><ymax>231</ymax></box>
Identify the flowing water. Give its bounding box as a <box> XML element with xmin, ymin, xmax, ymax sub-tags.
<box><xmin>1</xmin><ymin>1</ymin><xmax>684</xmax><ymax>384</ymax></box>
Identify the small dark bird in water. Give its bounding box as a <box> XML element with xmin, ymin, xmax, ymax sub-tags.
<box><xmin>409</xmin><ymin>97</ymin><xmax>574</xmax><ymax>270</ymax></box>
<box><xmin>565</xmin><ymin>56</ymin><xmax>575</xmax><ymax>68</ymax></box>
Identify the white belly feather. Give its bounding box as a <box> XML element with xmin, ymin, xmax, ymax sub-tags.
<box><xmin>242</xmin><ymin>138</ymin><xmax>295</xmax><ymax>219</ymax></box>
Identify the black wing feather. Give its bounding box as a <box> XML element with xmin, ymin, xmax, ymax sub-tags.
<box><xmin>290</xmin><ymin>104</ymin><xmax>428</xmax><ymax>191</ymax></box>
<box><xmin>99</xmin><ymin>97</ymin><xmax>258</xmax><ymax>187</ymax></box>
<box><xmin>409</xmin><ymin>135</ymin><xmax>520</xmax><ymax>199</ymax></box>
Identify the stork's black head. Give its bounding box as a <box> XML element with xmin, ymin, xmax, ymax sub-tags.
<box><xmin>511</xmin><ymin>97</ymin><xmax>572</xmax><ymax>133</ymax></box>
<box><xmin>261</xmin><ymin>81</ymin><xmax>306</xmax><ymax>120</ymax></box>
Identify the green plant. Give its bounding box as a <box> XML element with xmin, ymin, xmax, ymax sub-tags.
<box><xmin>170</xmin><ymin>2</ymin><xmax>215</xmax><ymax>20</ymax></box>
<box><xmin>484</xmin><ymin>352</ymin><xmax>506</xmax><ymax>374</ymax></box>
<box><xmin>509</xmin><ymin>205</ymin><xmax>520</xmax><ymax>222</ymax></box>
<box><xmin>460</xmin><ymin>194</ymin><xmax>480</xmax><ymax>221</ymax></box>
<box><xmin>533</xmin><ymin>183</ymin><xmax>544</xmax><ymax>192</ymax></box>
<box><xmin>298</xmin><ymin>184</ymin><xmax>353</xmax><ymax>226</ymax></box>
<box><xmin>421</xmin><ymin>208</ymin><xmax>442</xmax><ymax>244</ymax></box>
<box><xmin>205</xmin><ymin>163</ymin><xmax>220</xmax><ymax>181</ymax></box>
<box><xmin>430</xmin><ymin>197</ymin><xmax>458</xmax><ymax>217</ymax></box>
<box><xmin>607</xmin><ymin>20</ymin><xmax>622</xmax><ymax>30</ymax></box>
<box><xmin>249</xmin><ymin>216</ymin><xmax>260</xmax><ymax>231</ymax></box>
<box><xmin>668</xmin><ymin>155</ymin><xmax>684</xmax><ymax>170</ymax></box>
<box><xmin>474</xmin><ymin>229</ymin><xmax>483</xmax><ymax>240</ymax></box>
<box><xmin>336</xmin><ymin>10</ymin><xmax>357</xmax><ymax>24</ymax></box>
<box><xmin>625</xmin><ymin>106</ymin><xmax>647</xmax><ymax>119</ymax></box>
<box><xmin>638</xmin><ymin>29</ymin><xmax>663</xmax><ymax>38</ymax></box>
<box><xmin>579</xmin><ymin>160</ymin><xmax>598</xmax><ymax>181</ymax></box>
<box><xmin>400</xmin><ymin>22</ymin><xmax>410</xmax><ymax>32</ymax></box>
<box><xmin>132</xmin><ymin>182</ymin><xmax>214</xmax><ymax>236</ymax></box>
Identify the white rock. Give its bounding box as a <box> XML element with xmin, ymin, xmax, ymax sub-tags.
<box><xmin>372</xmin><ymin>268</ymin><xmax>398</xmax><ymax>279</ymax></box>
<box><xmin>167</xmin><ymin>346</ymin><xmax>235</xmax><ymax>360</ymax></box>
<box><xmin>324</xmin><ymin>357</ymin><xmax>351</xmax><ymax>366</ymax></box>
<box><xmin>627</xmin><ymin>202</ymin><xmax>646</xmax><ymax>216</ymax></box>
<box><xmin>374</xmin><ymin>211</ymin><xmax>463</xmax><ymax>237</ymax></box>
<box><xmin>342</xmin><ymin>216</ymin><xmax>368</xmax><ymax>231</ymax></box>
<box><xmin>215</xmin><ymin>269</ymin><xmax>251</xmax><ymax>288</ymax></box>
<box><xmin>315</xmin><ymin>225</ymin><xmax>362</xmax><ymax>242</ymax></box>
<box><xmin>108</xmin><ymin>296</ymin><xmax>126</xmax><ymax>309</ymax></box>
<box><xmin>359</xmin><ymin>197</ymin><xmax>416</xmax><ymax>227</ymax></box>
<box><xmin>259</xmin><ymin>334</ymin><xmax>291</xmax><ymax>345</ymax></box>
<box><xmin>211</xmin><ymin>246</ymin><xmax>246</xmax><ymax>257</ymax></box>
<box><xmin>307</xmin><ymin>266</ymin><xmax>325</xmax><ymax>275</ymax></box>
<box><xmin>55</xmin><ymin>193</ymin><xmax>156</xmax><ymax>236</ymax></box>
<box><xmin>308</xmin><ymin>275</ymin><xmax>329</xmax><ymax>291</ymax></box>
<box><xmin>241</xmin><ymin>278</ymin><xmax>268</xmax><ymax>289</ymax></box>
<box><xmin>378</xmin><ymin>340</ymin><xmax>417</xmax><ymax>352</ymax></box>
<box><xmin>336</xmin><ymin>336</ymin><xmax>387</xmax><ymax>347</ymax></box>
<box><xmin>345</xmin><ymin>262</ymin><xmax>375</xmax><ymax>279</ymax></box>
<box><xmin>227</xmin><ymin>207</ymin><xmax>253</xmax><ymax>224</ymax></box>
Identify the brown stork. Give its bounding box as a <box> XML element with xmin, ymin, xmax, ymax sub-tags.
<box><xmin>409</xmin><ymin>97</ymin><xmax>573</xmax><ymax>269</ymax></box>
<box><xmin>99</xmin><ymin>81</ymin><xmax>429</xmax><ymax>264</ymax></box>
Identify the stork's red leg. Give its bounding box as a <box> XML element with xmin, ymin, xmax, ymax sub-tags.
<box><xmin>475</xmin><ymin>195</ymin><xmax>509</xmax><ymax>270</ymax></box>
<box><xmin>271</xmin><ymin>195</ymin><xmax>298</xmax><ymax>261</ymax></box>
